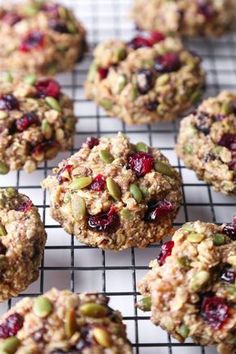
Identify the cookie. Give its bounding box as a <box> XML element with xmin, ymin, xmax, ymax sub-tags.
<box><xmin>85</xmin><ymin>34</ymin><xmax>205</xmax><ymax>125</ymax></box>
<box><xmin>0</xmin><ymin>73</ymin><xmax>76</xmax><ymax>174</ymax></box>
<box><xmin>176</xmin><ymin>91</ymin><xmax>236</xmax><ymax>195</ymax></box>
<box><xmin>131</xmin><ymin>0</ymin><xmax>236</xmax><ymax>37</ymax></box>
<box><xmin>0</xmin><ymin>188</ymin><xmax>46</xmax><ymax>302</ymax></box>
<box><xmin>42</xmin><ymin>133</ymin><xmax>182</xmax><ymax>251</ymax></box>
<box><xmin>0</xmin><ymin>0</ymin><xmax>86</xmax><ymax>75</ymax></box>
<box><xmin>138</xmin><ymin>219</ymin><xmax>236</xmax><ymax>354</ymax></box>
<box><xmin>0</xmin><ymin>288</ymin><xmax>132</xmax><ymax>354</ymax></box>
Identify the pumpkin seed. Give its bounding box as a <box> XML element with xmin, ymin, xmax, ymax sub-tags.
<box><xmin>135</xmin><ymin>142</ymin><xmax>149</xmax><ymax>153</ymax></box>
<box><xmin>213</xmin><ymin>233</ymin><xmax>226</xmax><ymax>246</ymax></box>
<box><xmin>182</xmin><ymin>224</ymin><xmax>194</xmax><ymax>231</ymax></box>
<box><xmin>155</xmin><ymin>161</ymin><xmax>174</xmax><ymax>177</ymax></box>
<box><xmin>0</xmin><ymin>224</ymin><xmax>7</xmax><ymax>237</ymax></box>
<box><xmin>71</xmin><ymin>195</ymin><xmax>86</xmax><ymax>220</ymax></box>
<box><xmin>67</xmin><ymin>21</ymin><xmax>77</xmax><ymax>33</ymax></box>
<box><xmin>177</xmin><ymin>324</ymin><xmax>190</xmax><ymax>338</ymax></box>
<box><xmin>99</xmin><ymin>149</ymin><xmax>114</xmax><ymax>164</ymax></box>
<box><xmin>24</xmin><ymin>74</ymin><xmax>37</xmax><ymax>85</ymax></box>
<box><xmin>80</xmin><ymin>303</ymin><xmax>108</xmax><ymax>318</ymax></box>
<box><xmin>93</xmin><ymin>328</ymin><xmax>112</xmax><ymax>348</ymax></box>
<box><xmin>0</xmin><ymin>161</ymin><xmax>9</xmax><ymax>175</ymax></box>
<box><xmin>221</xmin><ymin>102</ymin><xmax>232</xmax><ymax>115</ymax></box>
<box><xmin>115</xmin><ymin>47</ymin><xmax>126</xmax><ymax>61</ymax></box>
<box><xmin>87</xmin><ymin>63</ymin><xmax>98</xmax><ymax>82</ymax></box>
<box><xmin>24</xmin><ymin>4</ymin><xmax>39</xmax><ymax>15</ymax></box>
<box><xmin>69</xmin><ymin>176</ymin><xmax>92</xmax><ymax>190</ymax></box>
<box><xmin>5</xmin><ymin>188</ymin><xmax>16</xmax><ymax>198</ymax></box>
<box><xmin>65</xmin><ymin>308</ymin><xmax>77</xmax><ymax>338</ymax></box>
<box><xmin>116</xmin><ymin>74</ymin><xmax>127</xmax><ymax>93</ymax></box>
<box><xmin>41</xmin><ymin>120</ymin><xmax>53</xmax><ymax>139</ymax></box>
<box><xmin>33</xmin><ymin>296</ymin><xmax>52</xmax><ymax>318</ymax></box>
<box><xmin>177</xmin><ymin>257</ymin><xmax>191</xmax><ymax>269</ymax></box>
<box><xmin>3</xmin><ymin>72</ymin><xmax>13</xmax><ymax>83</ymax></box>
<box><xmin>120</xmin><ymin>208</ymin><xmax>133</xmax><ymax>220</ymax></box>
<box><xmin>227</xmin><ymin>256</ymin><xmax>236</xmax><ymax>267</ymax></box>
<box><xmin>190</xmin><ymin>271</ymin><xmax>210</xmax><ymax>291</ymax></box>
<box><xmin>0</xmin><ymin>111</ymin><xmax>8</xmax><ymax>120</ymax></box>
<box><xmin>190</xmin><ymin>90</ymin><xmax>202</xmax><ymax>104</ymax></box>
<box><xmin>156</xmin><ymin>73</ymin><xmax>169</xmax><ymax>86</ymax></box>
<box><xmin>130</xmin><ymin>184</ymin><xmax>142</xmax><ymax>203</ymax></box>
<box><xmin>139</xmin><ymin>186</ymin><xmax>149</xmax><ymax>197</ymax></box>
<box><xmin>45</xmin><ymin>97</ymin><xmax>61</xmax><ymax>112</ymax></box>
<box><xmin>100</xmin><ymin>98</ymin><xmax>113</xmax><ymax>110</ymax></box>
<box><xmin>45</xmin><ymin>145</ymin><xmax>59</xmax><ymax>160</ymax></box>
<box><xmin>106</xmin><ymin>177</ymin><xmax>121</xmax><ymax>201</ymax></box>
<box><xmin>187</xmin><ymin>233</ymin><xmax>204</xmax><ymax>243</ymax></box>
<box><xmin>0</xmin><ymin>336</ymin><xmax>21</xmax><ymax>354</ymax></box>
<box><xmin>138</xmin><ymin>296</ymin><xmax>151</xmax><ymax>312</ymax></box>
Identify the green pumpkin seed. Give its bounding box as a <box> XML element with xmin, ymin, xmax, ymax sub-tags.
<box><xmin>41</xmin><ymin>120</ymin><xmax>53</xmax><ymax>139</ymax></box>
<box><xmin>115</xmin><ymin>47</ymin><xmax>126</xmax><ymax>61</ymax></box>
<box><xmin>99</xmin><ymin>149</ymin><xmax>114</xmax><ymax>164</ymax></box>
<box><xmin>93</xmin><ymin>327</ymin><xmax>112</xmax><ymax>348</ymax></box>
<box><xmin>155</xmin><ymin>161</ymin><xmax>174</xmax><ymax>177</ymax></box>
<box><xmin>45</xmin><ymin>97</ymin><xmax>61</xmax><ymax>112</ymax></box>
<box><xmin>135</xmin><ymin>142</ymin><xmax>149</xmax><ymax>153</ymax></box>
<box><xmin>130</xmin><ymin>184</ymin><xmax>142</xmax><ymax>203</ymax></box>
<box><xmin>156</xmin><ymin>73</ymin><xmax>169</xmax><ymax>86</ymax></box>
<box><xmin>24</xmin><ymin>4</ymin><xmax>39</xmax><ymax>15</ymax></box>
<box><xmin>131</xmin><ymin>86</ymin><xmax>138</xmax><ymax>101</ymax></box>
<box><xmin>0</xmin><ymin>111</ymin><xmax>8</xmax><ymax>120</ymax></box>
<box><xmin>190</xmin><ymin>90</ymin><xmax>202</xmax><ymax>104</ymax></box>
<box><xmin>0</xmin><ymin>161</ymin><xmax>9</xmax><ymax>175</ymax></box>
<box><xmin>33</xmin><ymin>296</ymin><xmax>52</xmax><ymax>318</ymax></box>
<box><xmin>87</xmin><ymin>63</ymin><xmax>98</xmax><ymax>82</ymax></box>
<box><xmin>71</xmin><ymin>195</ymin><xmax>86</xmax><ymax>220</ymax></box>
<box><xmin>187</xmin><ymin>233</ymin><xmax>204</xmax><ymax>243</ymax></box>
<box><xmin>0</xmin><ymin>336</ymin><xmax>21</xmax><ymax>354</ymax></box>
<box><xmin>5</xmin><ymin>188</ymin><xmax>16</xmax><ymax>198</ymax></box>
<box><xmin>106</xmin><ymin>177</ymin><xmax>121</xmax><ymax>201</ymax></box>
<box><xmin>177</xmin><ymin>256</ymin><xmax>191</xmax><ymax>269</ymax></box>
<box><xmin>24</xmin><ymin>74</ymin><xmax>37</xmax><ymax>86</ymax></box>
<box><xmin>177</xmin><ymin>324</ymin><xmax>190</xmax><ymax>338</ymax></box>
<box><xmin>221</xmin><ymin>102</ymin><xmax>232</xmax><ymax>115</ymax></box>
<box><xmin>100</xmin><ymin>98</ymin><xmax>113</xmax><ymax>110</ymax></box>
<box><xmin>139</xmin><ymin>186</ymin><xmax>149</xmax><ymax>197</ymax></box>
<box><xmin>3</xmin><ymin>72</ymin><xmax>13</xmax><ymax>83</ymax></box>
<box><xmin>182</xmin><ymin>223</ymin><xmax>194</xmax><ymax>231</ymax></box>
<box><xmin>183</xmin><ymin>144</ymin><xmax>193</xmax><ymax>154</ymax></box>
<box><xmin>120</xmin><ymin>208</ymin><xmax>133</xmax><ymax>220</ymax></box>
<box><xmin>67</xmin><ymin>21</ymin><xmax>77</xmax><ymax>33</ymax></box>
<box><xmin>225</xmin><ymin>286</ymin><xmax>236</xmax><ymax>296</ymax></box>
<box><xmin>116</xmin><ymin>74</ymin><xmax>127</xmax><ymax>93</ymax></box>
<box><xmin>213</xmin><ymin>233</ymin><xmax>226</xmax><ymax>246</ymax></box>
<box><xmin>190</xmin><ymin>271</ymin><xmax>210</xmax><ymax>291</ymax></box>
<box><xmin>69</xmin><ymin>176</ymin><xmax>92</xmax><ymax>190</ymax></box>
<box><xmin>80</xmin><ymin>303</ymin><xmax>108</xmax><ymax>318</ymax></box>
<box><xmin>65</xmin><ymin>308</ymin><xmax>77</xmax><ymax>338</ymax></box>
<box><xmin>0</xmin><ymin>224</ymin><xmax>7</xmax><ymax>237</ymax></box>
<box><xmin>138</xmin><ymin>296</ymin><xmax>151</xmax><ymax>312</ymax></box>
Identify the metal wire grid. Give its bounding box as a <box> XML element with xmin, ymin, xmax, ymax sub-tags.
<box><xmin>0</xmin><ymin>0</ymin><xmax>236</xmax><ymax>353</ymax></box>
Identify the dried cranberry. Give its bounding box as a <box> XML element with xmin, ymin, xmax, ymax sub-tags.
<box><xmin>148</xmin><ymin>31</ymin><xmax>165</xmax><ymax>45</ymax></box>
<box><xmin>145</xmin><ymin>101</ymin><xmax>158</xmax><ymax>112</ymax></box>
<box><xmin>75</xmin><ymin>326</ymin><xmax>91</xmax><ymax>351</ymax></box>
<box><xmin>2</xmin><ymin>12</ymin><xmax>22</xmax><ymax>26</ymax></box>
<box><xmin>0</xmin><ymin>94</ymin><xmax>19</xmax><ymax>111</ymax></box>
<box><xmin>36</xmin><ymin>79</ymin><xmax>60</xmax><ymax>99</ymax></box>
<box><xmin>223</xmin><ymin>223</ymin><xmax>236</xmax><ymax>240</ymax></box>
<box><xmin>86</xmin><ymin>137</ymin><xmax>99</xmax><ymax>149</ymax></box>
<box><xmin>136</xmin><ymin>69</ymin><xmax>155</xmax><ymax>95</ymax></box>
<box><xmin>57</xmin><ymin>164</ymin><xmax>73</xmax><ymax>184</ymax></box>
<box><xmin>19</xmin><ymin>31</ymin><xmax>44</xmax><ymax>52</ymax></box>
<box><xmin>197</xmin><ymin>0</ymin><xmax>216</xmax><ymax>19</ymax></box>
<box><xmin>144</xmin><ymin>199</ymin><xmax>174</xmax><ymax>222</ymax></box>
<box><xmin>90</xmin><ymin>174</ymin><xmax>106</xmax><ymax>191</ymax></box>
<box><xmin>221</xmin><ymin>269</ymin><xmax>236</xmax><ymax>284</ymax></box>
<box><xmin>127</xmin><ymin>36</ymin><xmax>151</xmax><ymax>50</ymax></box>
<box><xmin>98</xmin><ymin>68</ymin><xmax>109</xmax><ymax>80</ymax></box>
<box><xmin>88</xmin><ymin>206</ymin><xmax>120</xmax><ymax>233</ymax></box>
<box><xmin>16</xmin><ymin>112</ymin><xmax>39</xmax><ymax>132</ymax></box>
<box><xmin>48</xmin><ymin>19</ymin><xmax>69</xmax><ymax>33</ymax></box>
<box><xmin>0</xmin><ymin>313</ymin><xmax>24</xmax><ymax>339</ymax></box>
<box><xmin>15</xmin><ymin>197</ymin><xmax>33</xmax><ymax>213</ymax></box>
<box><xmin>157</xmin><ymin>241</ymin><xmax>174</xmax><ymax>266</ymax></box>
<box><xmin>0</xmin><ymin>240</ymin><xmax>6</xmax><ymax>255</ymax></box>
<box><xmin>195</xmin><ymin>112</ymin><xmax>211</xmax><ymax>135</ymax></box>
<box><xmin>218</xmin><ymin>133</ymin><xmax>236</xmax><ymax>150</ymax></box>
<box><xmin>201</xmin><ymin>296</ymin><xmax>229</xmax><ymax>329</ymax></box>
<box><xmin>154</xmin><ymin>53</ymin><xmax>181</xmax><ymax>73</ymax></box>
<box><xmin>128</xmin><ymin>152</ymin><xmax>154</xmax><ymax>177</ymax></box>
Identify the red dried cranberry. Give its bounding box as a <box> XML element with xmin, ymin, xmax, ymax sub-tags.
<box><xmin>201</xmin><ymin>296</ymin><xmax>229</xmax><ymax>329</ymax></box>
<box><xmin>2</xmin><ymin>12</ymin><xmax>22</xmax><ymax>26</ymax></box>
<box><xmin>145</xmin><ymin>101</ymin><xmax>158</xmax><ymax>112</ymax></box>
<box><xmin>127</xmin><ymin>36</ymin><xmax>152</xmax><ymax>49</ymax></box>
<box><xmin>0</xmin><ymin>94</ymin><xmax>19</xmax><ymax>111</ymax></box>
<box><xmin>0</xmin><ymin>313</ymin><xmax>24</xmax><ymax>339</ymax></box>
<box><xmin>48</xmin><ymin>19</ymin><xmax>69</xmax><ymax>33</ymax></box>
<box><xmin>144</xmin><ymin>199</ymin><xmax>174</xmax><ymax>222</ymax></box>
<box><xmin>128</xmin><ymin>152</ymin><xmax>154</xmax><ymax>177</ymax></box>
<box><xmin>57</xmin><ymin>164</ymin><xmax>73</xmax><ymax>184</ymax></box>
<box><xmin>15</xmin><ymin>197</ymin><xmax>33</xmax><ymax>213</ymax></box>
<box><xmin>88</xmin><ymin>206</ymin><xmax>120</xmax><ymax>233</ymax></box>
<box><xmin>86</xmin><ymin>137</ymin><xmax>99</xmax><ymax>149</ymax></box>
<box><xmin>19</xmin><ymin>31</ymin><xmax>44</xmax><ymax>52</ymax></box>
<box><xmin>223</xmin><ymin>223</ymin><xmax>236</xmax><ymax>240</ymax></box>
<box><xmin>16</xmin><ymin>112</ymin><xmax>39</xmax><ymax>132</ymax></box>
<box><xmin>0</xmin><ymin>240</ymin><xmax>7</xmax><ymax>255</ymax></box>
<box><xmin>221</xmin><ymin>269</ymin><xmax>236</xmax><ymax>284</ymax></box>
<box><xmin>218</xmin><ymin>133</ymin><xmax>236</xmax><ymax>153</ymax></box>
<box><xmin>157</xmin><ymin>240</ymin><xmax>174</xmax><ymax>266</ymax></box>
<box><xmin>98</xmin><ymin>68</ymin><xmax>109</xmax><ymax>80</ymax></box>
<box><xmin>197</xmin><ymin>0</ymin><xmax>216</xmax><ymax>19</ymax></box>
<box><xmin>136</xmin><ymin>69</ymin><xmax>155</xmax><ymax>95</ymax></box>
<box><xmin>148</xmin><ymin>31</ymin><xmax>165</xmax><ymax>45</ymax></box>
<box><xmin>154</xmin><ymin>53</ymin><xmax>181</xmax><ymax>73</ymax></box>
<box><xmin>90</xmin><ymin>174</ymin><xmax>106</xmax><ymax>191</ymax></box>
<box><xmin>36</xmin><ymin>79</ymin><xmax>61</xmax><ymax>99</ymax></box>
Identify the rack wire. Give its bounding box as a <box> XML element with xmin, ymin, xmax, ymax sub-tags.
<box><xmin>0</xmin><ymin>0</ymin><xmax>236</xmax><ymax>353</ymax></box>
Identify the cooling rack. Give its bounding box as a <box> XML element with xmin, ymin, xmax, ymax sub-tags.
<box><xmin>0</xmin><ymin>0</ymin><xmax>236</xmax><ymax>353</ymax></box>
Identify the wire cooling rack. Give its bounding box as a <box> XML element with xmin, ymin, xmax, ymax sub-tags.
<box><xmin>0</xmin><ymin>0</ymin><xmax>236</xmax><ymax>353</ymax></box>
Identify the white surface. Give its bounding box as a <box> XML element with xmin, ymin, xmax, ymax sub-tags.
<box><xmin>0</xmin><ymin>0</ymin><xmax>236</xmax><ymax>353</ymax></box>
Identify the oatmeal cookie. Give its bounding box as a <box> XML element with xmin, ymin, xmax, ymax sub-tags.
<box><xmin>176</xmin><ymin>91</ymin><xmax>236</xmax><ymax>195</ymax></box>
<box><xmin>85</xmin><ymin>34</ymin><xmax>205</xmax><ymax>125</ymax></box>
<box><xmin>0</xmin><ymin>73</ymin><xmax>76</xmax><ymax>174</ymax></box>
<box><xmin>131</xmin><ymin>0</ymin><xmax>236</xmax><ymax>37</ymax></box>
<box><xmin>138</xmin><ymin>219</ymin><xmax>236</xmax><ymax>354</ymax></box>
<box><xmin>0</xmin><ymin>288</ymin><xmax>132</xmax><ymax>354</ymax></box>
<box><xmin>0</xmin><ymin>0</ymin><xmax>86</xmax><ymax>75</ymax></box>
<box><xmin>0</xmin><ymin>188</ymin><xmax>46</xmax><ymax>302</ymax></box>
<box><xmin>42</xmin><ymin>133</ymin><xmax>182</xmax><ymax>251</ymax></box>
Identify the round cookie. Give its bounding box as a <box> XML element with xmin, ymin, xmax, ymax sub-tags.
<box><xmin>176</xmin><ymin>91</ymin><xmax>236</xmax><ymax>195</ymax></box>
<box><xmin>131</xmin><ymin>0</ymin><xmax>236</xmax><ymax>37</ymax></box>
<box><xmin>0</xmin><ymin>73</ymin><xmax>76</xmax><ymax>174</ymax></box>
<box><xmin>85</xmin><ymin>34</ymin><xmax>205</xmax><ymax>125</ymax></box>
<box><xmin>42</xmin><ymin>133</ymin><xmax>182</xmax><ymax>251</ymax></box>
<box><xmin>0</xmin><ymin>0</ymin><xmax>86</xmax><ymax>75</ymax></box>
<box><xmin>0</xmin><ymin>188</ymin><xmax>46</xmax><ymax>302</ymax></box>
<box><xmin>0</xmin><ymin>288</ymin><xmax>132</xmax><ymax>354</ymax></box>
<box><xmin>138</xmin><ymin>219</ymin><xmax>236</xmax><ymax>354</ymax></box>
